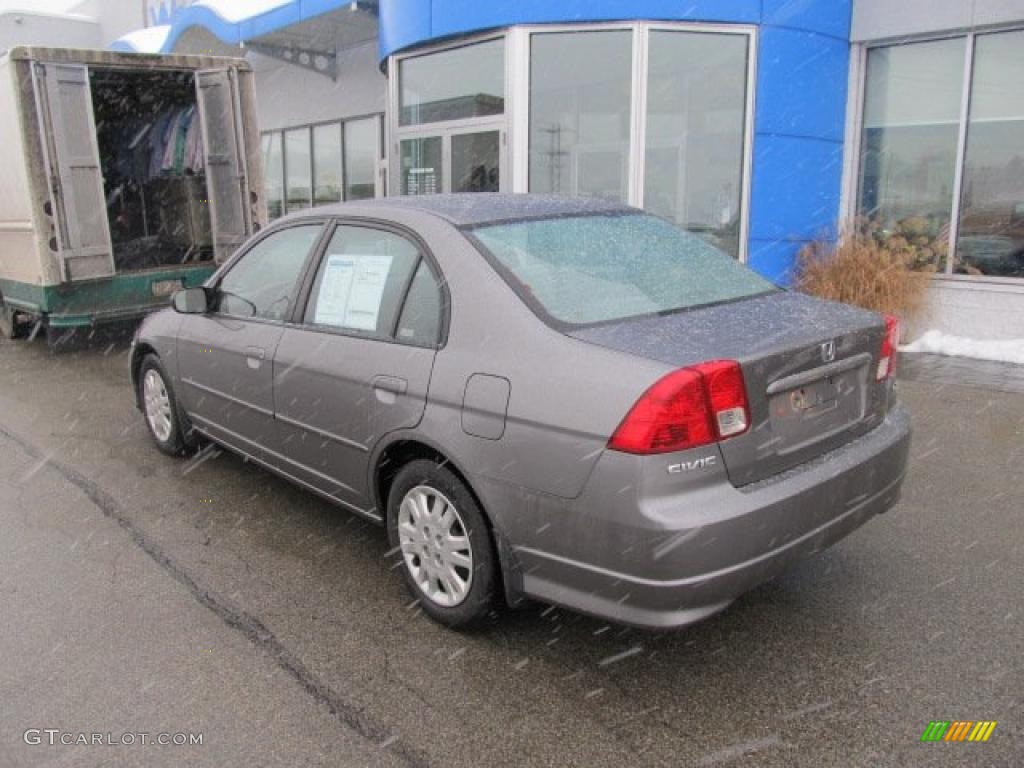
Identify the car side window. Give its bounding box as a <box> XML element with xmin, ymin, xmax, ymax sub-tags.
<box><xmin>396</xmin><ymin>260</ymin><xmax>443</xmax><ymax>346</ymax></box>
<box><xmin>217</xmin><ymin>225</ymin><xmax>323</xmax><ymax>321</ymax></box>
<box><xmin>304</xmin><ymin>225</ymin><xmax>421</xmax><ymax>336</ymax></box>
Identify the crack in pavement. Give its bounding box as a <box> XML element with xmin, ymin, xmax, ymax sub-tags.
<box><xmin>0</xmin><ymin>423</ymin><xmax>432</xmax><ymax>768</ymax></box>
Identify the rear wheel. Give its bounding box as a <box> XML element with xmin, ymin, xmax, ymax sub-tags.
<box><xmin>0</xmin><ymin>298</ymin><xmax>26</xmax><ymax>340</ymax></box>
<box><xmin>387</xmin><ymin>459</ymin><xmax>497</xmax><ymax>628</ymax></box>
<box><xmin>138</xmin><ymin>354</ymin><xmax>193</xmax><ymax>456</ymax></box>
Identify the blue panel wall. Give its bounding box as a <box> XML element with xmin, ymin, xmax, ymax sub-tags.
<box><xmin>750</xmin><ymin>10</ymin><xmax>851</xmax><ymax>284</ymax></box>
<box><xmin>378</xmin><ymin>0</ymin><xmax>853</xmax><ymax>284</ymax></box>
<box><xmin>379</xmin><ymin>0</ymin><xmax>763</xmax><ymax>56</ymax></box>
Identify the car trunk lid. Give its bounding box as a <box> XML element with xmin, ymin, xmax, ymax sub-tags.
<box><xmin>570</xmin><ymin>290</ymin><xmax>889</xmax><ymax>486</ymax></box>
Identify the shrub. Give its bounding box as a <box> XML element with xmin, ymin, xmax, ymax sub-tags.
<box><xmin>795</xmin><ymin>228</ymin><xmax>930</xmax><ymax>322</ymax></box>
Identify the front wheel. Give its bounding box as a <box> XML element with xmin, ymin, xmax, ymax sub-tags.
<box><xmin>138</xmin><ymin>355</ymin><xmax>192</xmax><ymax>456</ymax></box>
<box><xmin>387</xmin><ymin>459</ymin><xmax>498</xmax><ymax>628</ymax></box>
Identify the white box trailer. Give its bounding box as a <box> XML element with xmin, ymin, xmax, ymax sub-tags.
<box><xmin>0</xmin><ymin>47</ymin><xmax>265</xmax><ymax>343</ymax></box>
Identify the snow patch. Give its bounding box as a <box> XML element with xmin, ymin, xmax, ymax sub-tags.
<box><xmin>114</xmin><ymin>24</ymin><xmax>172</xmax><ymax>53</ymax></box>
<box><xmin>901</xmin><ymin>330</ymin><xmax>1024</xmax><ymax>365</ymax></box>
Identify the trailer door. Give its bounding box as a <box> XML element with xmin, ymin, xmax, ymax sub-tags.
<box><xmin>195</xmin><ymin>69</ymin><xmax>250</xmax><ymax>263</ymax></box>
<box><xmin>36</xmin><ymin>63</ymin><xmax>115</xmax><ymax>281</ymax></box>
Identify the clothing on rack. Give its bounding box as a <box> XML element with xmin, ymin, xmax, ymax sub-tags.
<box><xmin>147</xmin><ymin>105</ymin><xmax>205</xmax><ymax>178</ymax></box>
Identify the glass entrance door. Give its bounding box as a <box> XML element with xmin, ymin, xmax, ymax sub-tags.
<box><xmin>451</xmin><ymin>130</ymin><xmax>500</xmax><ymax>192</ymax></box>
<box><xmin>400</xmin><ymin>136</ymin><xmax>443</xmax><ymax>196</ymax></box>
<box><xmin>398</xmin><ymin>127</ymin><xmax>504</xmax><ymax>195</ymax></box>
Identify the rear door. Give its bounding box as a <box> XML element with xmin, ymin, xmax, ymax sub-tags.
<box><xmin>272</xmin><ymin>221</ymin><xmax>444</xmax><ymax>517</ymax></box>
<box><xmin>195</xmin><ymin>68</ymin><xmax>250</xmax><ymax>264</ymax></box>
<box><xmin>34</xmin><ymin>62</ymin><xmax>115</xmax><ymax>281</ymax></box>
<box><xmin>176</xmin><ymin>222</ymin><xmax>325</xmax><ymax>458</ymax></box>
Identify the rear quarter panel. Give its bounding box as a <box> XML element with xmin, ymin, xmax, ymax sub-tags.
<box><xmin>391</xmin><ymin>213</ymin><xmax>671</xmax><ymax>505</ymax></box>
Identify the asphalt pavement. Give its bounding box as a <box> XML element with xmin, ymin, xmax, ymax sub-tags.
<box><xmin>0</xmin><ymin>335</ymin><xmax>1021</xmax><ymax>767</ymax></box>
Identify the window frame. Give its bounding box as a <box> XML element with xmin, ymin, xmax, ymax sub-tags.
<box><xmin>396</xmin><ymin>35</ymin><xmax>507</xmax><ymax>128</ymax></box>
<box><xmin>343</xmin><ymin>115</ymin><xmax>385</xmax><ymax>200</ymax></box>
<box><xmin>260</xmin><ymin>113</ymin><xmax>385</xmax><ymax>218</ymax></box>
<box><xmin>387</xmin><ymin>22</ymin><xmax>757</xmax><ymax>261</ymax></box>
<box><xmin>389</xmin><ymin>32</ymin><xmax>511</xmax><ymax>196</ymax></box>
<box><xmin>312</xmin><ymin>121</ymin><xmax>344</xmax><ymax>207</ymax></box>
<box><xmin>207</xmin><ymin>218</ymin><xmax>331</xmax><ymax>325</ymax></box>
<box><xmin>284</xmin><ymin>125</ymin><xmax>314</xmax><ymax>212</ymax></box>
<box><xmin>290</xmin><ymin>217</ymin><xmax>450</xmax><ymax>349</ymax></box>
<box><xmin>261</xmin><ymin>131</ymin><xmax>286</xmax><ymax>219</ymax></box>
<box><xmin>847</xmin><ymin>25</ymin><xmax>1024</xmax><ymax>285</ymax></box>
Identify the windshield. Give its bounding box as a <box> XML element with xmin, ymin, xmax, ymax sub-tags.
<box><xmin>469</xmin><ymin>213</ymin><xmax>776</xmax><ymax>326</ymax></box>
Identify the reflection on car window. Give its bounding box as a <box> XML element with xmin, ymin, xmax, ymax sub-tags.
<box><xmin>218</xmin><ymin>225</ymin><xmax>322</xmax><ymax>320</ymax></box>
<box><xmin>305</xmin><ymin>226</ymin><xmax>420</xmax><ymax>336</ymax></box>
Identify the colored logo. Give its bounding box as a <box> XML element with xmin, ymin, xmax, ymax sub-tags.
<box><xmin>921</xmin><ymin>721</ymin><xmax>997</xmax><ymax>742</ymax></box>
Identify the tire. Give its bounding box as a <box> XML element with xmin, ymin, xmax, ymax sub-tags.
<box><xmin>138</xmin><ymin>354</ymin><xmax>194</xmax><ymax>456</ymax></box>
<box><xmin>0</xmin><ymin>299</ymin><xmax>27</xmax><ymax>340</ymax></box>
<box><xmin>387</xmin><ymin>459</ymin><xmax>497</xmax><ymax>628</ymax></box>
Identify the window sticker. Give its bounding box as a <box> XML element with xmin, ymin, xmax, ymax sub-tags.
<box><xmin>314</xmin><ymin>253</ymin><xmax>393</xmax><ymax>331</ymax></box>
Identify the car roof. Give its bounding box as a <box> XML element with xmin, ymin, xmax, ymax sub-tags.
<box><xmin>283</xmin><ymin>193</ymin><xmax>635</xmax><ymax>228</ymax></box>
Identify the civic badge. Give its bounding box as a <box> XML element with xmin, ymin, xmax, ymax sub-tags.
<box><xmin>820</xmin><ymin>340</ymin><xmax>836</xmax><ymax>363</ymax></box>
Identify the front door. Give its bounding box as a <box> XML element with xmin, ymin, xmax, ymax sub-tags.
<box><xmin>272</xmin><ymin>222</ymin><xmax>445</xmax><ymax>518</ymax></box>
<box><xmin>176</xmin><ymin>223</ymin><xmax>324</xmax><ymax>457</ymax></box>
<box><xmin>398</xmin><ymin>125</ymin><xmax>505</xmax><ymax>196</ymax></box>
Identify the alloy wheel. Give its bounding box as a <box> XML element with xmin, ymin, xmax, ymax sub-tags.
<box><xmin>143</xmin><ymin>368</ymin><xmax>174</xmax><ymax>443</ymax></box>
<box><xmin>397</xmin><ymin>485</ymin><xmax>474</xmax><ymax>607</ymax></box>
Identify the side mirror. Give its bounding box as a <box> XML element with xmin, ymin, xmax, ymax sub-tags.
<box><xmin>172</xmin><ymin>286</ymin><xmax>211</xmax><ymax>314</ymax></box>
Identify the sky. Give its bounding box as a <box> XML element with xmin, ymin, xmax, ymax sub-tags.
<box><xmin>0</xmin><ymin>0</ymin><xmax>79</xmax><ymax>12</ymax></box>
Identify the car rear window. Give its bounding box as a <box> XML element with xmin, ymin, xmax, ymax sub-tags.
<box><xmin>469</xmin><ymin>213</ymin><xmax>776</xmax><ymax>326</ymax></box>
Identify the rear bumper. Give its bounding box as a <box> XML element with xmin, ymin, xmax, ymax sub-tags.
<box><xmin>505</xmin><ymin>405</ymin><xmax>911</xmax><ymax>629</ymax></box>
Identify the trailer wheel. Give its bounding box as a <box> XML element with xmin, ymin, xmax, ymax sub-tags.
<box><xmin>0</xmin><ymin>299</ymin><xmax>24</xmax><ymax>340</ymax></box>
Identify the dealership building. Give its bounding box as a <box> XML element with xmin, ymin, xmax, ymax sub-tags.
<box><xmin>2</xmin><ymin>0</ymin><xmax>1023</xmax><ymax>339</ymax></box>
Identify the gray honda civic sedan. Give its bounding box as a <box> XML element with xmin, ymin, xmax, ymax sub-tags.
<box><xmin>131</xmin><ymin>194</ymin><xmax>910</xmax><ymax>629</ymax></box>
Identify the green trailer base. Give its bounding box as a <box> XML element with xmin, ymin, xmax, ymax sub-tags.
<box><xmin>0</xmin><ymin>265</ymin><xmax>215</xmax><ymax>330</ymax></box>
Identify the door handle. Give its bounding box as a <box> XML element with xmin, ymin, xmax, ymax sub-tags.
<box><xmin>245</xmin><ymin>346</ymin><xmax>266</xmax><ymax>369</ymax></box>
<box><xmin>372</xmin><ymin>375</ymin><xmax>408</xmax><ymax>395</ymax></box>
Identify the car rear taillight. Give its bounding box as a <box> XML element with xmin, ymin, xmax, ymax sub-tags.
<box><xmin>876</xmin><ymin>314</ymin><xmax>900</xmax><ymax>381</ymax></box>
<box><xmin>608</xmin><ymin>360</ymin><xmax>750</xmax><ymax>455</ymax></box>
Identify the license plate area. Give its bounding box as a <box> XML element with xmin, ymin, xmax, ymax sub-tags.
<box><xmin>151</xmin><ymin>279</ymin><xmax>184</xmax><ymax>297</ymax></box>
<box><xmin>769</xmin><ymin>363</ymin><xmax>867</xmax><ymax>455</ymax></box>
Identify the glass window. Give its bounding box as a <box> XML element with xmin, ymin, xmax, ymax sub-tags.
<box><xmin>218</xmin><ymin>225</ymin><xmax>322</xmax><ymax>321</ymax></box>
<box><xmin>285</xmin><ymin>127</ymin><xmax>312</xmax><ymax>212</ymax></box>
<box><xmin>305</xmin><ymin>226</ymin><xmax>420</xmax><ymax>336</ymax></box>
<box><xmin>529</xmin><ymin>31</ymin><xmax>633</xmax><ymax>203</ymax></box>
<box><xmin>452</xmin><ymin>131</ymin><xmax>500</xmax><ymax>192</ymax></box>
<box><xmin>312</xmin><ymin>123</ymin><xmax>342</xmax><ymax>206</ymax></box>
<box><xmin>344</xmin><ymin>117</ymin><xmax>378</xmax><ymax>200</ymax></box>
<box><xmin>400</xmin><ymin>137</ymin><xmax>443</xmax><ymax>195</ymax></box>
<box><xmin>956</xmin><ymin>30</ymin><xmax>1024</xmax><ymax>278</ymax></box>
<box><xmin>858</xmin><ymin>38</ymin><xmax>966</xmax><ymax>271</ymax></box>
<box><xmin>399</xmin><ymin>38</ymin><xmax>504</xmax><ymax>126</ymax></box>
<box><xmin>471</xmin><ymin>214</ymin><xmax>775</xmax><ymax>326</ymax></box>
<box><xmin>262</xmin><ymin>133</ymin><xmax>284</xmax><ymax>219</ymax></box>
<box><xmin>644</xmin><ymin>31</ymin><xmax>749</xmax><ymax>258</ymax></box>
<box><xmin>396</xmin><ymin>260</ymin><xmax>443</xmax><ymax>346</ymax></box>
